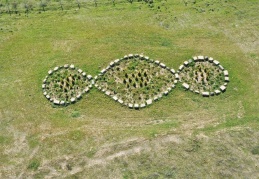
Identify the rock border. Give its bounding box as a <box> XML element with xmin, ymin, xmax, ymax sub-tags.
<box><xmin>42</xmin><ymin>64</ymin><xmax>93</xmax><ymax>106</ymax></box>
<box><xmin>177</xmin><ymin>55</ymin><xmax>229</xmax><ymax>97</ymax></box>
<box><xmin>95</xmin><ymin>54</ymin><xmax>177</xmax><ymax>109</ymax></box>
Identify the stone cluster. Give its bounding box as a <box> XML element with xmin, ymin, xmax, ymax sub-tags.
<box><xmin>178</xmin><ymin>56</ymin><xmax>229</xmax><ymax>97</ymax></box>
<box><xmin>42</xmin><ymin>64</ymin><xmax>92</xmax><ymax>106</ymax></box>
<box><xmin>95</xmin><ymin>54</ymin><xmax>177</xmax><ymax>109</ymax></box>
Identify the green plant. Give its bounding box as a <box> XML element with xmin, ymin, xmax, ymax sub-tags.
<box><xmin>27</xmin><ymin>159</ymin><xmax>40</xmax><ymax>170</ymax></box>
<box><xmin>251</xmin><ymin>146</ymin><xmax>259</xmax><ymax>155</ymax></box>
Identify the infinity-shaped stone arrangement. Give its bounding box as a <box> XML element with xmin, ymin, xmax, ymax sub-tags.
<box><xmin>42</xmin><ymin>55</ymin><xmax>229</xmax><ymax>108</ymax></box>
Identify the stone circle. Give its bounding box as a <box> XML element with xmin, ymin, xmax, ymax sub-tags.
<box><xmin>42</xmin><ymin>64</ymin><xmax>92</xmax><ymax>106</ymax></box>
<box><xmin>178</xmin><ymin>56</ymin><xmax>229</xmax><ymax>96</ymax></box>
<box><xmin>95</xmin><ymin>54</ymin><xmax>177</xmax><ymax>108</ymax></box>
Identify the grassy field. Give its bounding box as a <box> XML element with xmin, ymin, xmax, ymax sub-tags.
<box><xmin>0</xmin><ymin>0</ymin><xmax>259</xmax><ymax>178</ymax></box>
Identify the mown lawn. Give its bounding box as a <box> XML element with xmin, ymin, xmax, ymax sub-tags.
<box><xmin>0</xmin><ymin>0</ymin><xmax>259</xmax><ymax>178</ymax></box>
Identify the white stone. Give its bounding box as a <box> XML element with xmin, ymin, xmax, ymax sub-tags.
<box><xmin>70</xmin><ymin>64</ymin><xmax>75</xmax><ymax>69</ymax></box>
<box><xmin>76</xmin><ymin>94</ymin><xmax>81</xmax><ymax>99</ymax></box>
<box><xmin>84</xmin><ymin>87</ymin><xmax>89</xmax><ymax>93</ymax></box>
<box><xmin>224</xmin><ymin>83</ymin><xmax>228</xmax><ymax>86</ymax></box>
<box><xmin>160</xmin><ymin>63</ymin><xmax>166</xmax><ymax>68</ymax></box>
<box><xmin>110</xmin><ymin>62</ymin><xmax>115</xmax><ymax>66</ymax></box>
<box><xmin>139</xmin><ymin>55</ymin><xmax>144</xmax><ymax>59</ymax></box>
<box><xmin>184</xmin><ymin>61</ymin><xmax>189</xmax><ymax>66</ymax></box>
<box><xmin>210</xmin><ymin>92</ymin><xmax>215</xmax><ymax>96</ymax></box>
<box><xmin>46</xmin><ymin>95</ymin><xmax>50</xmax><ymax>99</ymax></box>
<box><xmin>106</xmin><ymin>66</ymin><xmax>110</xmax><ymax>70</ymax></box>
<box><xmin>170</xmin><ymin>69</ymin><xmax>175</xmax><ymax>74</ymax></box>
<box><xmin>155</xmin><ymin>60</ymin><xmax>160</xmax><ymax>64</ymax></box>
<box><xmin>134</xmin><ymin>54</ymin><xmax>139</xmax><ymax>57</ymax></box>
<box><xmin>82</xmin><ymin>72</ymin><xmax>86</xmax><ymax>76</ymax></box>
<box><xmin>91</xmin><ymin>80</ymin><xmax>95</xmax><ymax>85</ymax></box>
<box><xmin>179</xmin><ymin>65</ymin><xmax>184</xmax><ymax>71</ymax></box>
<box><xmin>54</xmin><ymin>99</ymin><xmax>60</xmax><ymax>104</ymax></box>
<box><xmin>144</xmin><ymin>56</ymin><xmax>149</xmax><ymax>60</ymax></box>
<box><xmin>182</xmin><ymin>83</ymin><xmax>189</xmax><ymax>90</ymax></box>
<box><xmin>140</xmin><ymin>103</ymin><xmax>146</xmax><ymax>108</ymax></box>
<box><xmin>172</xmin><ymin>84</ymin><xmax>175</xmax><ymax>88</ymax></box>
<box><xmin>175</xmin><ymin>74</ymin><xmax>179</xmax><ymax>79</ymax></box>
<box><xmin>54</xmin><ymin>66</ymin><xmax>59</xmax><ymax>71</ymax></box>
<box><xmin>146</xmin><ymin>99</ymin><xmax>153</xmax><ymax>105</ymax></box>
<box><xmin>202</xmin><ymin>92</ymin><xmax>210</xmax><ymax>97</ymax></box>
<box><xmin>215</xmin><ymin>90</ymin><xmax>221</xmax><ymax>95</ymax></box>
<box><xmin>64</xmin><ymin>64</ymin><xmax>69</xmax><ymax>68</ymax></box>
<box><xmin>128</xmin><ymin>103</ymin><xmax>133</xmax><ymax>108</ymax></box>
<box><xmin>208</xmin><ymin>57</ymin><xmax>214</xmax><ymax>62</ymax></box>
<box><xmin>164</xmin><ymin>91</ymin><xmax>169</xmax><ymax>95</ymax></box>
<box><xmin>105</xmin><ymin>91</ymin><xmax>111</xmax><ymax>96</ymax></box>
<box><xmin>198</xmin><ymin>56</ymin><xmax>204</xmax><ymax>61</ymax></box>
<box><xmin>167</xmin><ymin>87</ymin><xmax>172</xmax><ymax>92</ymax></box>
<box><xmin>118</xmin><ymin>99</ymin><xmax>123</xmax><ymax>104</ymax></box>
<box><xmin>224</xmin><ymin>70</ymin><xmax>229</xmax><ymax>76</ymax></box>
<box><xmin>220</xmin><ymin>85</ymin><xmax>226</xmax><ymax>92</ymax></box>
<box><xmin>114</xmin><ymin>59</ymin><xmax>120</xmax><ymax>63</ymax></box>
<box><xmin>225</xmin><ymin>77</ymin><xmax>229</xmax><ymax>82</ymax></box>
<box><xmin>213</xmin><ymin>60</ymin><xmax>220</xmax><ymax>65</ymax></box>
<box><xmin>71</xmin><ymin>97</ymin><xmax>76</xmax><ymax>102</ymax></box>
<box><xmin>158</xmin><ymin>93</ymin><xmax>163</xmax><ymax>98</ymax></box>
<box><xmin>43</xmin><ymin>91</ymin><xmax>47</xmax><ymax>96</ymax></box>
<box><xmin>219</xmin><ymin>65</ymin><xmax>224</xmax><ymax>70</ymax></box>
<box><xmin>174</xmin><ymin>80</ymin><xmax>178</xmax><ymax>84</ymax></box>
<box><xmin>113</xmin><ymin>96</ymin><xmax>118</xmax><ymax>101</ymax></box>
<box><xmin>78</xmin><ymin>69</ymin><xmax>83</xmax><ymax>73</ymax></box>
<box><xmin>124</xmin><ymin>55</ymin><xmax>128</xmax><ymax>59</ymax></box>
<box><xmin>42</xmin><ymin>84</ymin><xmax>46</xmax><ymax>89</ymax></box>
<box><xmin>87</xmin><ymin>75</ymin><xmax>92</xmax><ymax>80</ymax></box>
<box><xmin>48</xmin><ymin>70</ymin><xmax>53</xmax><ymax>75</ymax></box>
<box><xmin>134</xmin><ymin>104</ymin><xmax>139</xmax><ymax>108</ymax></box>
<box><xmin>50</xmin><ymin>98</ymin><xmax>53</xmax><ymax>102</ymax></box>
<box><xmin>60</xmin><ymin>101</ymin><xmax>65</xmax><ymax>105</ymax></box>
<box><xmin>101</xmin><ymin>69</ymin><xmax>106</xmax><ymax>74</ymax></box>
<box><xmin>154</xmin><ymin>96</ymin><xmax>158</xmax><ymax>101</ymax></box>
<box><xmin>193</xmin><ymin>56</ymin><xmax>198</xmax><ymax>61</ymax></box>
<box><xmin>195</xmin><ymin>90</ymin><xmax>200</xmax><ymax>94</ymax></box>
<box><xmin>128</xmin><ymin>54</ymin><xmax>133</xmax><ymax>58</ymax></box>
<box><xmin>94</xmin><ymin>84</ymin><xmax>98</xmax><ymax>88</ymax></box>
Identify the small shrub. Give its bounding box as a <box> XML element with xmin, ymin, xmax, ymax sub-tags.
<box><xmin>251</xmin><ymin>146</ymin><xmax>259</xmax><ymax>155</ymax></box>
<box><xmin>27</xmin><ymin>159</ymin><xmax>40</xmax><ymax>170</ymax></box>
<box><xmin>71</xmin><ymin>110</ymin><xmax>80</xmax><ymax>118</ymax></box>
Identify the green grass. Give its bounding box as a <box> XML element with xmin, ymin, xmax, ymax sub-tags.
<box><xmin>0</xmin><ymin>0</ymin><xmax>259</xmax><ymax>178</ymax></box>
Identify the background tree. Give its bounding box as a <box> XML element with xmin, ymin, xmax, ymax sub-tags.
<box><xmin>76</xmin><ymin>0</ymin><xmax>80</xmax><ymax>9</ymax></box>
<box><xmin>12</xmin><ymin>1</ymin><xmax>18</xmax><ymax>14</ymax></box>
<box><xmin>39</xmin><ymin>0</ymin><xmax>47</xmax><ymax>11</ymax></box>
<box><xmin>6</xmin><ymin>0</ymin><xmax>11</xmax><ymax>15</ymax></box>
<box><xmin>127</xmin><ymin>0</ymin><xmax>133</xmax><ymax>4</ymax></box>
<box><xmin>24</xmin><ymin>1</ymin><xmax>33</xmax><ymax>16</ymax></box>
<box><xmin>59</xmin><ymin>0</ymin><xmax>63</xmax><ymax>11</ymax></box>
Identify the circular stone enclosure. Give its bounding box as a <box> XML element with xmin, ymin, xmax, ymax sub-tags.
<box><xmin>95</xmin><ymin>54</ymin><xmax>177</xmax><ymax>108</ymax></box>
<box><xmin>178</xmin><ymin>56</ymin><xmax>229</xmax><ymax>96</ymax></box>
<box><xmin>42</xmin><ymin>64</ymin><xmax>93</xmax><ymax>105</ymax></box>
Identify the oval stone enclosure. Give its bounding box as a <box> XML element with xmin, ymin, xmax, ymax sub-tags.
<box><xmin>95</xmin><ymin>54</ymin><xmax>177</xmax><ymax>108</ymax></box>
<box><xmin>42</xmin><ymin>64</ymin><xmax>93</xmax><ymax>106</ymax></box>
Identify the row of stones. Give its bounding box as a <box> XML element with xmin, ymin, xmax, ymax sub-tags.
<box><xmin>178</xmin><ymin>55</ymin><xmax>229</xmax><ymax>97</ymax></box>
<box><xmin>42</xmin><ymin>64</ymin><xmax>94</xmax><ymax>105</ymax></box>
<box><xmin>94</xmin><ymin>54</ymin><xmax>178</xmax><ymax>109</ymax></box>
